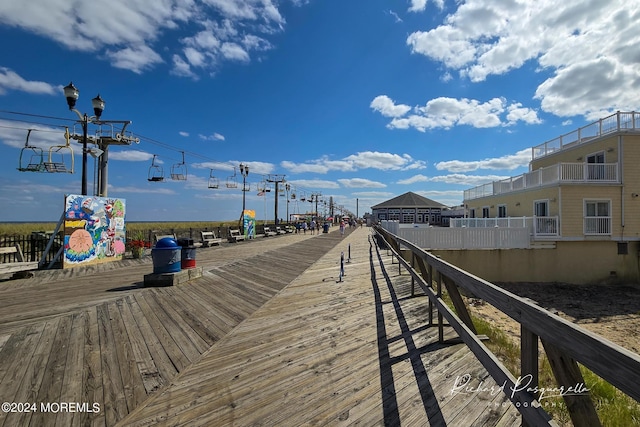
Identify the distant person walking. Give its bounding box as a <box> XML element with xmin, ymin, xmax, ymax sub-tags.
<box><xmin>339</xmin><ymin>220</ymin><xmax>345</xmax><ymax>236</ymax></box>
<box><xmin>302</xmin><ymin>221</ymin><xmax>308</xmax><ymax>234</ymax></box>
<box><xmin>310</xmin><ymin>219</ymin><xmax>316</xmax><ymax>235</ymax></box>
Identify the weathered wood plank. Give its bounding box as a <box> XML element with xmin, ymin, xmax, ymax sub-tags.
<box><xmin>109</xmin><ymin>300</ymin><xmax>147</xmax><ymax>413</ymax></box>
<box><xmin>133</xmin><ymin>293</ymin><xmax>190</xmax><ymax>372</ymax></box>
<box><xmin>171</xmin><ymin>286</ymin><xmax>231</xmax><ymax>341</ymax></box>
<box><xmin>0</xmin><ymin>323</ymin><xmax>48</xmax><ymax>427</ymax></box>
<box><xmin>96</xmin><ymin>303</ymin><xmax>128</xmax><ymax>426</ymax></box>
<box><xmin>82</xmin><ymin>306</ymin><xmax>105</xmax><ymax>427</ymax></box>
<box><xmin>56</xmin><ymin>311</ymin><xmax>86</xmax><ymax>427</ymax></box>
<box><xmin>124</xmin><ymin>295</ymin><xmax>177</xmax><ymax>384</ymax></box>
<box><xmin>542</xmin><ymin>339</ymin><xmax>601</xmax><ymax>427</ymax></box>
<box><xmin>29</xmin><ymin>315</ymin><xmax>72</xmax><ymax>427</ymax></box>
<box><xmin>117</xmin><ymin>296</ymin><xmax>164</xmax><ymax>395</ymax></box>
<box><xmin>147</xmin><ymin>290</ymin><xmax>209</xmax><ymax>355</ymax></box>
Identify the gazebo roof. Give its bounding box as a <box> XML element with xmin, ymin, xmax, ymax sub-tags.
<box><xmin>371</xmin><ymin>191</ymin><xmax>447</xmax><ymax>209</ymax></box>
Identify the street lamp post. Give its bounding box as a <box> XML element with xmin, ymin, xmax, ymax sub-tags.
<box><xmin>285</xmin><ymin>183</ymin><xmax>291</xmax><ymax>224</ymax></box>
<box><xmin>239</xmin><ymin>163</ymin><xmax>250</xmax><ymax>232</ymax></box>
<box><xmin>63</xmin><ymin>82</ymin><xmax>104</xmax><ymax>196</ymax></box>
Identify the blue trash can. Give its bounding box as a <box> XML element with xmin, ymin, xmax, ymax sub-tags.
<box><xmin>323</xmin><ymin>222</ymin><xmax>330</xmax><ymax>233</ymax></box>
<box><xmin>152</xmin><ymin>237</ymin><xmax>182</xmax><ymax>273</ymax></box>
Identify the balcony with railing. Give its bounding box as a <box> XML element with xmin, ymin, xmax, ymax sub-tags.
<box><xmin>532</xmin><ymin>111</ymin><xmax>640</xmax><ymax>159</ymax></box>
<box><xmin>450</xmin><ymin>216</ymin><xmax>559</xmax><ymax>238</ymax></box>
<box><xmin>464</xmin><ymin>162</ymin><xmax>619</xmax><ymax>201</ymax></box>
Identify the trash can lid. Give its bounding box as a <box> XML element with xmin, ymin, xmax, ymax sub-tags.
<box><xmin>156</xmin><ymin>237</ymin><xmax>179</xmax><ymax>248</ymax></box>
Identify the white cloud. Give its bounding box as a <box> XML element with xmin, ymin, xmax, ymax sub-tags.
<box><xmin>435</xmin><ymin>148</ymin><xmax>531</xmax><ymax>172</ymax></box>
<box><xmin>0</xmin><ymin>67</ymin><xmax>61</xmax><ymax>96</ymax></box>
<box><xmin>337</xmin><ymin>178</ymin><xmax>386</xmax><ymax>188</ymax></box>
<box><xmin>345</xmin><ymin>152</ymin><xmax>426</xmax><ymax>171</ymax></box>
<box><xmin>198</xmin><ymin>133</ymin><xmax>226</xmax><ymax>141</ymax></box>
<box><xmin>179</xmin><ymin>131</ymin><xmax>189</xmax><ymax>137</ymax></box>
<box><xmin>109</xmin><ymin>150</ymin><xmax>155</xmax><ymax>162</ymax></box>
<box><xmin>220</xmin><ymin>42</ymin><xmax>250</xmax><ymax>62</ymax></box>
<box><xmin>386</xmin><ymin>10</ymin><xmax>403</xmax><ymax>23</ymax></box>
<box><xmin>375</xmin><ymin>96</ymin><xmax>541</xmax><ymax>131</ymax></box>
<box><xmin>408</xmin><ymin>0</ymin><xmax>428</xmax><ymax>13</ymax></box>
<box><xmin>104</xmin><ymin>45</ymin><xmax>164</xmax><ymax>74</ymax></box>
<box><xmin>405</xmin><ymin>0</ymin><xmax>640</xmax><ymax>119</ymax></box>
<box><xmin>0</xmin><ymin>0</ymin><xmax>290</xmax><ymax>78</ymax></box>
<box><xmin>111</xmin><ymin>185</ymin><xmax>177</xmax><ymax>195</ymax></box>
<box><xmin>282</xmin><ymin>152</ymin><xmax>426</xmax><ymax>174</ymax></box>
<box><xmin>397</xmin><ymin>173</ymin><xmax>508</xmax><ymax>186</ymax></box>
<box><xmin>408</xmin><ymin>0</ymin><xmax>444</xmax><ymax>13</ymax></box>
<box><xmin>287</xmin><ymin>179</ymin><xmax>340</xmax><ymax>189</ymax></box>
<box><xmin>370</xmin><ymin>95</ymin><xmax>411</xmax><ymax>118</ymax></box>
<box><xmin>352</xmin><ymin>191</ymin><xmax>394</xmax><ymax>197</ymax></box>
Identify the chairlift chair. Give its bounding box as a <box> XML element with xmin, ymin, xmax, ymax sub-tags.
<box><xmin>171</xmin><ymin>151</ymin><xmax>188</xmax><ymax>181</ymax></box>
<box><xmin>148</xmin><ymin>154</ymin><xmax>165</xmax><ymax>182</ymax></box>
<box><xmin>43</xmin><ymin>127</ymin><xmax>74</xmax><ymax>173</ymax></box>
<box><xmin>300</xmin><ymin>191</ymin><xmax>307</xmax><ymax>202</ymax></box>
<box><xmin>208</xmin><ymin>169</ymin><xmax>219</xmax><ymax>189</ymax></box>
<box><xmin>17</xmin><ymin>129</ymin><xmax>46</xmax><ymax>172</ymax></box>
<box><xmin>226</xmin><ymin>168</ymin><xmax>238</xmax><ymax>188</ymax></box>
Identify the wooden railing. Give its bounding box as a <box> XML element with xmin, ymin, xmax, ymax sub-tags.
<box><xmin>373</xmin><ymin>225</ymin><xmax>640</xmax><ymax>427</ymax></box>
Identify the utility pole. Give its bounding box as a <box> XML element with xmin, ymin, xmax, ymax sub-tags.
<box><xmin>310</xmin><ymin>192</ymin><xmax>322</xmax><ymax>219</ymax></box>
<box><xmin>266</xmin><ymin>174</ymin><xmax>286</xmax><ymax>225</ymax></box>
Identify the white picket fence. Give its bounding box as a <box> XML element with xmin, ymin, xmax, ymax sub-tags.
<box><xmin>379</xmin><ymin>221</ymin><xmax>530</xmax><ymax>249</ymax></box>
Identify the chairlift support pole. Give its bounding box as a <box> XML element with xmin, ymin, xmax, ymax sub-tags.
<box><xmin>266</xmin><ymin>174</ymin><xmax>286</xmax><ymax>225</ymax></box>
<box><xmin>64</xmin><ymin>82</ymin><xmax>135</xmax><ymax>197</ymax></box>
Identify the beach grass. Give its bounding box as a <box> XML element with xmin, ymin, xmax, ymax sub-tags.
<box><xmin>459</xmin><ymin>296</ymin><xmax>640</xmax><ymax>426</ymax></box>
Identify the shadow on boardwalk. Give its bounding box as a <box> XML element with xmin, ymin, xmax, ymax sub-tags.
<box><xmin>0</xmin><ymin>228</ymin><xmax>519</xmax><ymax>426</ymax></box>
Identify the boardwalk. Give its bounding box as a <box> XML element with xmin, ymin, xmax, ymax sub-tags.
<box><xmin>0</xmin><ymin>227</ymin><xmax>519</xmax><ymax>426</ymax></box>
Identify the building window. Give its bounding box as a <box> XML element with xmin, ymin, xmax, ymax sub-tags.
<box><xmin>534</xmin><ymin>200</ymin><xmax>548</xmax><ymax>217</ymax></box>
<box><xmin>584</xmin><ymin>200</ymin><xmax>611</xmax><ymax>235</ymax></box>
<box><xmin>403</xmin><ymin>214</ymin><xmax>415</xmax><ymax>223</ymax></box>
<box><xmin>497</xmin><ymin>205</ymin><xmax>507</xmax><ymax>218</ymax></box>
<box><xmin>587</xmin><ymin>152</ymin><xmax>606</xmax><ymax>180</ymax></box>
<box><xmin>482</xmin><ymin>206</ymin><xmax>490</xmax><ymax>218</ymax></box>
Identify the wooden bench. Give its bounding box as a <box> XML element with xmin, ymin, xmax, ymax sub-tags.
<box><xmin>228</xmin><ymin>229</ymin><xmax>245</xmax><ymax>243</ymax></box>
<box><xmin>201</xmin><ymin>231</ymin><xmax>222</xmax><ymax>247</ymax></box>
<box><xmin>0</xmin><ymin>244</ymin><xmax>39</xmax><ymax>275</ymax></box>
<box><xmin>263</xmin><ymin>227</ymin><xmax>277</xmax><ymax>237</ymax></box>
<box><xmin>275</xmin><ymin>226</ymin><xmax>286</xmax><ymax>235</ymax></box>
<box><xmin>284</xmin><ymin>225</ymin><xmax>295</xmax><ymax>234</ymax></box>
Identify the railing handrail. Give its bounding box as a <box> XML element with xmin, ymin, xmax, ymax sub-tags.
<box><xmin>532</xmin><ymin>111</ymin><xmax>640</xmax><ymax>159</ymax></box>
<box><xmin>373</xmin><ymin>225</ymin><xmax>640</xmax><ymax>426</ymax></box>
<box><xmin>464</xmin><ymin>162</ymin><xmax>619</xmax><ymax>201</ymax></box>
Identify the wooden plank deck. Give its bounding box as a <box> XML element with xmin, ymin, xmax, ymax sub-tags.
<box><xmin>0</xmin><ymin>230</ymin><xmax>345</xmax><ymax>427</ymax></box>
<box><xmin>119</xmin><ymin>228</ymin><xmax>521</xmax><ymax>426</ymax></box>
<box><xmin>0</xmin><ymin>227</ymin><xmax>521</xmax><ymax>426</ymax></box>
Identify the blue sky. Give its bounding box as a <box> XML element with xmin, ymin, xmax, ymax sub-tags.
<box><xmin>1</xmin><ymin>0</ymin><xmax>638</xmax><ymax>222</ymax></box>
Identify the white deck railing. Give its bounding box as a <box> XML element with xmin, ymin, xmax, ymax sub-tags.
<box><xmin>532</xmin><ymin>111</ymin><xmax>640</xmax><ymax>159</ymax></box>
<box><xmin>450</xmin><ymin>216</ymin><xmax>559</xmax><ymax>238</ymax></box>
<box><xmin>379</xmin><ymin>221</ymin><xmax>531</xmax><ymax>249</ymax></box>
<box><xmin>464</xmin><ymin>162</ymin><xmax>618</xmax><ymax>201</ymax></box>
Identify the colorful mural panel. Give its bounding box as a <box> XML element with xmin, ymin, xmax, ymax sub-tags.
<box><xmin>243</xmin><ymin>210</ymin><xmax>256</xmax><ymax>239</ymax></box>
<box><xmin>63</xmin><ymin>194</ymin><xmax>126</xmax><ymax>268</ymax></box>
